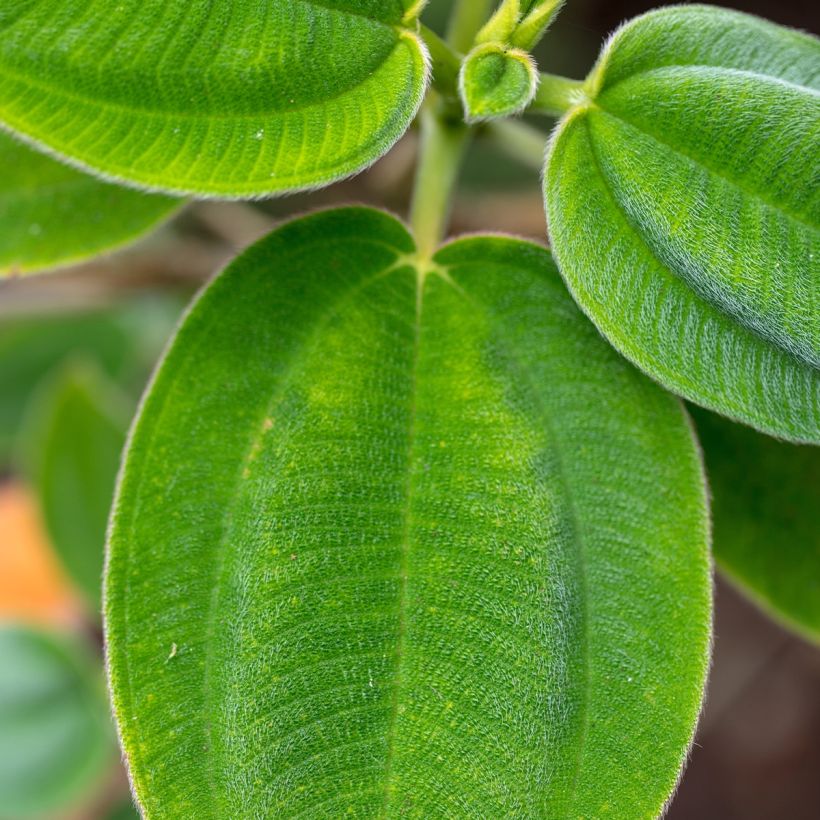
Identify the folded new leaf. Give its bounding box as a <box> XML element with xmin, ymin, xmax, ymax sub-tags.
<box><xmin>0</xmin><ymin>1</ymin><xmax>429</xmax><ymax>197</ymax></box>
<box><xmin>106</xmin><ymin>207</ymin><xmax>710</xmax><ymax>817</ymax></box>
<box><xmin>545</xmin><ymin>5</ymin><xmax>820</xmax><ymax>443</ymax></box>
<box><xmin>460</xmin><ymin>44</ymin><xmax>538</xmax><ymax>122</ymax></box>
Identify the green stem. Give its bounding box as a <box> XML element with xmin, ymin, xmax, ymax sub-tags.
<box><xmin>419</xmin><ymin>24</ymin><xmax>462</xmax><ymax>99</ymax></box>
<box><xmin>530</xmin><ymin>72</ymin><xmax>585</xmax><ymax>117</ymax></box>
<box><xmin>410</xmin><ymin>98</ymin><xmax>471</xmax><ymax>263</ymax></box>
<box><xmin>483</xmin><ymin>119</ymin><xmax>546</xmax><ymax>171</ymax></box>
<box><xmin>446</xmin><ymin>0</ymin><xmax>495</xmax><ymax>53</ymax></box>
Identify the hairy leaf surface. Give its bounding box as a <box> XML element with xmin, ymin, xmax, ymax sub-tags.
<box><xmin>0</xmin><ymin>626</ymin><xmax>113</xmax><ymax>818</ymax></box>
<box><xmin>545</xmin><ymin>5</ymin><xmax>820</xmax><ymax>443</ymax></box>
<box><xmin>22</xmin><ymin>362</ymin><xmax>129</xmax><ymax>611</ymax></box>
<box><xmin>0</xmin><ymin>132</ymin><xmax>179</xmax><ymax>275</ymax></box>
<box><xmin>460</xmin><ymin>44</ymin><xmax>537</xmax><ymax>122</ymax></box>
<box><xmin>106</xmin><ymin>207</ymin><xmax>710</xmax><ymax>817</ymax></box>
<box><xmin>0</xmin><ymin>1</ymin><xmax>428</xmax><ymax>197</ymax></box>
<box><xmin>692</xmin><ymin>406</ymin><xmax>820</xmax><ymax>643</ymax></box>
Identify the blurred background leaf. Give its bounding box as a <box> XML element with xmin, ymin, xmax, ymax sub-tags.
<box><xmin>692</xmin><ymin>407</ymin><xmax>820</xmax><ymax>644</ymax></box>
<box><xmin>19</xmin><ymin>363</ymin><xmax>131</xmax><ymax>614</ymax></box>
<box><xmin>0</xmin><ymin>132</ymin><xmax>180</xmax><ymax>278</ymax></box>
<box><xmin>0</xmin><ymin>625</ymin><xmax>115</xmax><ymax>819</ymax></box>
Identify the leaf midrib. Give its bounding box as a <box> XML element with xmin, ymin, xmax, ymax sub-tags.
<box><xmin>593</xmin><ymin>70</ymin><xmax>820</xmax><ymax>234</ymax></box>
<box><xmin>0</xmin><ymin>36</ymin><xmax>417</xmax><ymax>121</ymax></box>
<box><xmin>574</xmin><ymin>113</ymin><xmax>815</xmax><ymax>404</ymax></box>
<box><xmin>580</xmin><ymin>108</ymin><xmax>818</xmax><ymax>369</ymax></box>
<box><xmin>380</xmin><ymin>266</ymin><xmax>423</xmax><ymax>816</ymax></box>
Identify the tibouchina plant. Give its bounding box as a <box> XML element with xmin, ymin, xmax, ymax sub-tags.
<box><xmin>0</xmin><ymin>1</ymin><xmax>817</xmax><ymax>817</ymax></box>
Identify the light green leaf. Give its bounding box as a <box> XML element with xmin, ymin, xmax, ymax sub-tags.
<box><xmin>545</xmin><ymin>5</ymin><xmax>820</xmax><ymax>443</ymax></box>
<box><xmin>692</xmin><ymin>406</ymin><xmax>820</xmax><ymax>643</ymax></box>
<box><xmin>0</xmin><ymin>1</ymin><xmax>429</xmax><ymax>198</ymax></box>
<box><xmin>0</xmin><ymin>625</ymin><xmax>114</xmax><ymax>818</ymax></box>
<box><xmin>460</xmin><ymin>43</ymin><xmax>538</xmax><ymax>122</ymax></box>
<box><xmin>106</xmin><ymin>207</ymin><xmax>711</xmax><ymax>817</ymax></box>
<box><xmin>0</xmin><ymin>132</ymin><xmax>180</xmax><ymax>276</ymax></box>
<box><xmin>21</xmin><ymin>361</ymin><xmax>129</xmax><ymax>612</ymax></box>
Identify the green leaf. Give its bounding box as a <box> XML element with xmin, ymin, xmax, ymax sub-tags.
<box><xmin>692</xmin><ymin>406</ymin><xmax>820</xmax><ymax>643</ymax></box>
<box><xmin>544</xmin><ymin>5</ymin><xmax>820</xmax><ymax>443</ymax></box>
<box><xmin>0</xmin><ymin>132</ymin><xmax>180</xmax><ymax>276</ymax></box>
<box><xmin>0</xmin><ymin>625</ymin><xmax>114</xmax><ymax>818</ymax></box>
<box><xmin>0</xmin><ymin>2</ymin><xmax>429</xmax><ymax>197</ymax></box>
<box><xmin>0</xmin><ymin>297</ymin><xmax>183</xmax><ymax>467</ymax></box>
<box><xmin>459</xmin><ymin>44</ymin><xmax>537</xmax><ymax>122</ymax></box>
<box><xmin>21</xmin><ymin>361</ymin><xmax>130</xmax><ymax>612</ymax></box>
<box><xmin>106</xmin><ymin>207</ymin><xmax>711</xmax><ymax>817</ymax></box>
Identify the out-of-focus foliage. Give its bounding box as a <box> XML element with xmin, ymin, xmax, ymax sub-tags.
<box><xmin>20</xmin><ymin>363</ymin><xmax>130</xmax><ymax>612</ymax></box>
<box><xmin>0</xmin><ymin>625</ymin><xmax>114</xmax><ymax>818</ymax></box>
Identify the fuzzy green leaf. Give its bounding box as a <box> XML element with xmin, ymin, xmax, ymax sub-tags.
<box><xmin>545</xmin><ymin>5</ymin><xmax>820</xmax><ymax>443</ymax></box>
<box><xmin>0</xmin><ymin>1</ymin><xmax>429</xmax><ymax>197</ymax></box>
<box><xmin>460</xmin><ymin>44</ymin><xmax>537</xmax><ymax>122</ymax></box>
<box><xmin>21</xmin><ymin>361</ymin><xmax>129</xmax><ymax>612</ymax></box>
<box><xmin>106</xmin><ymin>207</ymin><xmax>710</xmax><ymax>817</ymax></box>
<box><xmin>0</xmin><ymin>626</ymin><xmax>114</xmax><ymax>818</ymax></box>
<box><xmin>0</xmin><ymin>132</ymin><xmax>179</xmax><ymax>275</ymax></box>
<box><xmin>692</xmin><ymin>406</ymin><xmax>820</xmax><ymax>643</ymax></box>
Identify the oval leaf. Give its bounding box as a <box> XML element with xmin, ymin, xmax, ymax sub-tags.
<box><xmin>460</xmin><ymin>44</ymin><xmax>538</xmax><ymax>122</ymax></box>
<box><xmin>106</xmin><ymin>207</ymin><xmax>710</xmax><ymax>817</ymax></box>
<box><xmin>692</xmin><ymin>406</ymin><xmax>820</xmax><ymax>643</ymax></box>
<box><xmin>21</xmin><ymin>361</ymin><xmax>129</xmax><ymax>612</ymax></box>
<box><xmin>0</xmin><ymin>625</ymin><xmax>114</xmax><ymax>818</ymax></box>
<box><xmin>0</xmin><ymin>2</ymin><xmax>429</xmax><ymax>197</ymax></box>
<box><xmin>545</xmin><ymin>5</ymin><xmax>820</xmax><ymax>443</ymax></box>
<box><xmin>0</xmin><ymin>132</ymin><xmax>179</xmax><ymax>275</ymax></box>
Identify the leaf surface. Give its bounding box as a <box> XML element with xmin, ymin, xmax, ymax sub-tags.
<box><xmin>0</xmin><ymin>1</ymin><xmax>428</xmax><ymax>197</ymax></box>
<box><xmin>21</xmin><ymin>362</ymin><xmax>129</xmax><ymax>612</ymax></box>
<box><xmin>0</xmin><ymin>625</ymin><xmax>114</xmax><ymax>818</ymax></box>
<box><xmin>545</xmin><ymin>5</ymin><xmax>820</xmax><ymax>442</ymax></box>
<box><xmin>106</xmin><ymin>207</ymin><xmax>711</xmax><ymax>817</ymax></box>
<box><xmin>692</xmin><ymin>406</ymin><xmax>820</xmax><ymax>643</ymax></box>
<box><xmin>0</xmin><ymin>132</ymin><xmax>179</xmax><ymax>275</ymax></box>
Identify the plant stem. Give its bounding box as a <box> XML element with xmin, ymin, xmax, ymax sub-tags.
<box><xmin>410</xmin><ymin>98</ymin><xmax>471</xmax><ymax>264</ymax></box>
<box><xmin>530</xmin><ymin>72</ymin><xmax>585</xmax><ymax>117</ymax></box>
<box><xmin>446</xmin><ymin>0</ymin><xmax>495</xmax><ymax>53</ymax></box>
<box><xmin>419</xmin><ymin>24</ymin><xmax>462</xmax><ymax>99</ymax></box>
<box><xmin>483</xmin><ymin>119</ymin><xmax>547</xmax><ymax>171</ymax></box>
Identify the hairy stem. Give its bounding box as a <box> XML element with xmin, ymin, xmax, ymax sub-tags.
<box><xmin>530</xmin><ymin>72</ymin><xmax>586</xmax><ymax>117</ymax></box>
<box><xmin>446</xmin><ymin>0</ymin><xmax>495</xmax><ymax>53</ymax></box>
<box><xmin>419</xmin><ymin>24</ymin><xmax>462</xmax><ymax>99</ymax></box>
<box><xmin>410</xmin><ymin>97</ymin><xmax>471</xmax><ymax>263</ymax></box>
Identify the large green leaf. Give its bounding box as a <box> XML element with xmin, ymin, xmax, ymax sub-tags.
<box><xmin>692</xmin><ymin>406</ymin><xmax>820</xmax><ymax>643</ymax></box>
<box><xmin>545</xmin><ymin>5</ymin><xmax>820</xmax><ymax>443</ymax></box>
<box><xmin>0</xmin><ymin>132</ymin><xmax>179</xmax><ymax>276</ymax></box>
<box><xmin>0</xmin><ymin>1</ymin><xmax>429</xmax><ymax>197</ymax></box>
<box><xmin>106</xmin><ymin>207</ymin><xmax>711</xmax><ymax>817</ymax></box>
<box><xmin>0</xmin><ymin>625</ymin><xmax>114</xmax><ymax>818</ymax></box>
<box><xmin>21</xmin><ymin>361</ymin><xmax>129</xmax><ymax>612</ymax></box>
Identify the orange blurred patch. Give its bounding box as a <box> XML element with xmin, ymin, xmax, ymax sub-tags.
<box><xmin>0</xmin><ymin>480</ymin><xmax>82</xmax><ymax>626</ymax></box>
